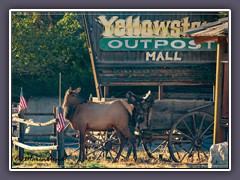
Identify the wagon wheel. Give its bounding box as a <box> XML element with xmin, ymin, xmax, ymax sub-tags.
<box><xmin>64</xmin><ymin>125</ymin><xmax>127</xmax><ymax>161</ymax></box>
<box><xmin>168</xmin><ymin>111</ymin><xmax>214</xmax><ymax>163</ymax></box>
<box><xmin>142</xmin><ymin>131</ymin><xmax>170</xmax><ymax>160</ymax></box>
<box><xmin>85</xmin><ymin>130</ymin><xmax>127</xmax><ymax>161</ymax></box>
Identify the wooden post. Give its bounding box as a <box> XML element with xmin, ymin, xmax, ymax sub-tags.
<box><xmin>158</xmin><ymin>86</ymin><xmax>163</xmax><ymax>100</ymax></box>
<box><xmin>56</xmin><ymin>72</ymin><xmax>65</xmax><ymax>167</ymax></box>
<box><xmin>56</xmin><ymin>107</ymin><xmax>64</xmax><ymax>167</ymax></box>
<box><xmin>57</xmin><ymin>130</ymin><xmax>64</xmax><ymax>167</ymax></box>
<box><xmin>18</xmin><ymin>110</ymin><xmax>25</xmax><ymax>161</ymax></box>
<box><xmin>222</xmin><ymin>63</ymin><xmax>229</xmax><ymax>119</ymax></box>
<box><xmin>50</xmin><ymin>106</ymin><xmax>58</xmax><ymax>160</ymax></box>
<box><xmin>104</xmin><ymin>86</ymin><xmax>109</xmax><ymax>98</ymax></box>
<box><xmin>213</xmin><ymin>37</ymin><xmax>225</xmax><ymax>144</ymax></box>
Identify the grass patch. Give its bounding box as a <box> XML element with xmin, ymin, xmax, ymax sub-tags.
<box><xmin>81</xmin><ymin>161</ymin><xmax>107</xmax><ymax>168</ymax></box>
<box><xmin>11</xmin><ymin>148</ymin><xmax>208</xmax><ymax>169</ymax></box>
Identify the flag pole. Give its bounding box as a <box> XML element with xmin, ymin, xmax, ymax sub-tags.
<box><xmin>59</xmin><ymin>72</ymin><xmax>61</xmax><ymax>107</ymax></box>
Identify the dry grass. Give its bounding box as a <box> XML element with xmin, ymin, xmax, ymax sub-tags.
<box><xmin>11</xmin><ymin>148</ymin><xmax>208</xmax><ymax>169</ymax></box>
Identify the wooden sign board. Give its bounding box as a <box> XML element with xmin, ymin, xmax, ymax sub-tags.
<box><xmin>85</xmin><ymin>11</ymin><xmax>218</xmax><ymax>86</ymax></box>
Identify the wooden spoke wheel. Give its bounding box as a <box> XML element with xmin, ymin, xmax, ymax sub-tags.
<box><xmin>64</xmin><ymin>125</ymin><xmax>126</xmax><ymax>161</ymax></box>
<box><xmin>85</xmin><ymin>130</ymin><xmax>126</xmax><ymax>161</ymax></box>
<box><xmin>168</xmin><ymin>111</ymin><xmax>214</xmax><ymax>163</ymax></box>
<box><xmin>142</xmin><ymin>138</ymin><xmax>169</xmax><ymax>160</ymax></box>
<box><xmin>141</xmin><ymin>130</ymin><xmax>170</xmax><ymax>160</ymax></box>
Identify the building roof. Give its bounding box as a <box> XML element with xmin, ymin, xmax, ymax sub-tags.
<box><xmin>185</xmin><ymin>17</ymin><xmax>228</xmax><ymax>37</ymax></box>
<box><xmin>184</xmin><ymin>17</ymin><xmax>228</xmax><ymax>44</ymax></box>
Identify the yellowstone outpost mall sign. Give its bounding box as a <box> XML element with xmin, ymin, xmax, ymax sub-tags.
<box><xmin>84</xmin><ymin>12</ymin><xmax>218</xmax><ymax>87</ymax></box>
<box><xmin>97</xmin><ymin>16</ymin><xmax>216</xmax><ymax>61</ymax></box>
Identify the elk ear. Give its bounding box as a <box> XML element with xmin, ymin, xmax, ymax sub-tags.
<box><xmin>130</xmin><ymin>96</ymin><xmax>136</xmax><ymax>102</ymax></box>
<box><xmin>75</xmin><ymin>87</ymin><xmax>81</xmax><ymax>94</ymax></box>
<box><xmin>68</xmin><ymin>87</ymin><xmax>72</xmax><ymax>92</ymax></box>
<box><xmin>126</xmin><ymin>91</ymin><xmax>130</xmax><ymax>99</ymax></box>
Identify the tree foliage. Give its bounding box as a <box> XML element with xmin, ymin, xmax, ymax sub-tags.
<box><xmin>11</xmin><ymin>12</ymin><xmax>95</xmax><ymax>101</ymax></box>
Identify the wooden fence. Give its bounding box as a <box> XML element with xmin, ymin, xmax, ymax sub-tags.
<box><xmin>11</xmin><ymin>107</ymin><xmax>65</xmax><ymax>167</ymax></box>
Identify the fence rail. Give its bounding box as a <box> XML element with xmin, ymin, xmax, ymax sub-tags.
<box><xmin>11</xmin><ymin>107</ymin><xmax>65</xmax><ymax>167</ymax></box>
<box><xmin>12</xmin><ymin>141</ymin><xmax>58</xmax><ymax>151</ymax></box>
<box><xmin>12</xmin><ymin>115</ymin><xmax>58</xmax><ymax>127</ymax></box>
<box><xmin>25</xmin><ymin>112</ymin><xmax>54</xmax><ymax>116</ymax></box>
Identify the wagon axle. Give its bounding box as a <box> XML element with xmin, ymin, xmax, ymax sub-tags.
<box><xmin>194</xmin><ymin>137</ymin><xmax>203</xmax><ymax>148</ymax></box>
<box><xmin>102</xmin><ymin>141</ymin><xmax>113</xmax><ymax>151</ymax></box>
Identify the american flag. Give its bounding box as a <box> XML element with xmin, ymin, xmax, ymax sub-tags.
<box><xmin>57</xmin><ymin>107</ymin><xmax>65</xmax><ymax>132</ymax></box>
<box><xmin>18</xmin><ymin>88</ymin><xmax>28</xmax><ymax>114</ymax></box>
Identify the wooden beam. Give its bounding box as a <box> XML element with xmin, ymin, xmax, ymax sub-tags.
<box><xmin>88</xmin><ymin>47</ymin><xmax>101</xmax><ymax>100</ymax></box>
<box><xmin>100</xmin><ymin>81</ymin><xmax>214</xmax><ymax>86</ymax></box>
<box><xmin>12</xmin><ymin>137</ymin><xmax>18</xmax><ymax>141</ymax></box>
<box><xmin>213</xmin><ymin>37</ymin><xmax>226</xmax><ymax>144</ymax></box>
<box><xmin>25</xmin><ymin>112</ymin><xmax>54</xmax><ymax>116</ymax></box>
<box><xmin>12</xmin><ymin>141</ymin><xmax>58</xmax><ymax>151</ymax></box>
<box><xmin>82</xmin><ymin>13</ymin><xmax>101</xmax><ymax>100</ymax></box>
<box><xmin>12</xmin><ymin>116</ymin><xmax>57</xmax><ymax>127</ymax></box>
<box><xmin>193</xmin><ymin>36</ymin><xmax>219</xmax><ymax>45</ymax></box>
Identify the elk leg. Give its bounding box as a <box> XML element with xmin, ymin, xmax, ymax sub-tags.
<box><xmin>126</xmin><ymin>142</ymin><xmax>132</xmax><ymax>161</ymax></box>
<box><xmin>121</xmin><ymin>128</ymin><xmax>137</xmax><ymax>162</ymax></box>
<box><xmin>113</xmin><ymin>132</ymin><xmax>127</xmax><ymax>163</ymax></box>
<box><xmin>77</xmin><ymin>132</ymin><xmax>85</xmax><ymax>163</ymax></box>
<box><xmin>129</xmin><ymin>138</ymin><xmax>137</xmax><ymax>162</ymax></box>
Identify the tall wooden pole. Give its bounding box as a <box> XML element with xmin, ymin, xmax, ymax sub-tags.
<box><xmin>57</xmin><ymin>72</ymin><xmax>64</xmax><ymax>167</ymax></box>
<box><xmin>82</xmin><ymin>13</ymin><xmax>101</xmax><ymax>100</ymax></box>
<box><xmin>213</xmin><ymin>37</ymin><xmax>225</xmax><ymax>144</ymax></box>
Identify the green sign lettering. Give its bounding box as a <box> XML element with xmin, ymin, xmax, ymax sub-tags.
<box><xmin>99</xmin><ymin>38</ymin><xmax>216</xmax><ymax>51</ymax></box>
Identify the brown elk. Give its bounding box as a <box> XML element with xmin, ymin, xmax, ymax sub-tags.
<box><xmin>62</xmin><ymin>87</ymin><xmax>137</xmax><ymax>163</ymax></box>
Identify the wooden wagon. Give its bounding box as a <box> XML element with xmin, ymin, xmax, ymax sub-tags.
<box><xmin>67</xmin><ymin>11</ymin><xmax>228</xmax><ymax>163</ymax></box>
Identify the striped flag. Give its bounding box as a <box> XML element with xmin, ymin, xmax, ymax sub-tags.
<box><xmin>18</xmin><ymin>87</ymin><xmax>28</xmax><ymax>114</ymax></box>
<box><xmin>57</xmin><ymin>107</ymin><xmax>65</xmax><ymax>132</ymax></box>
